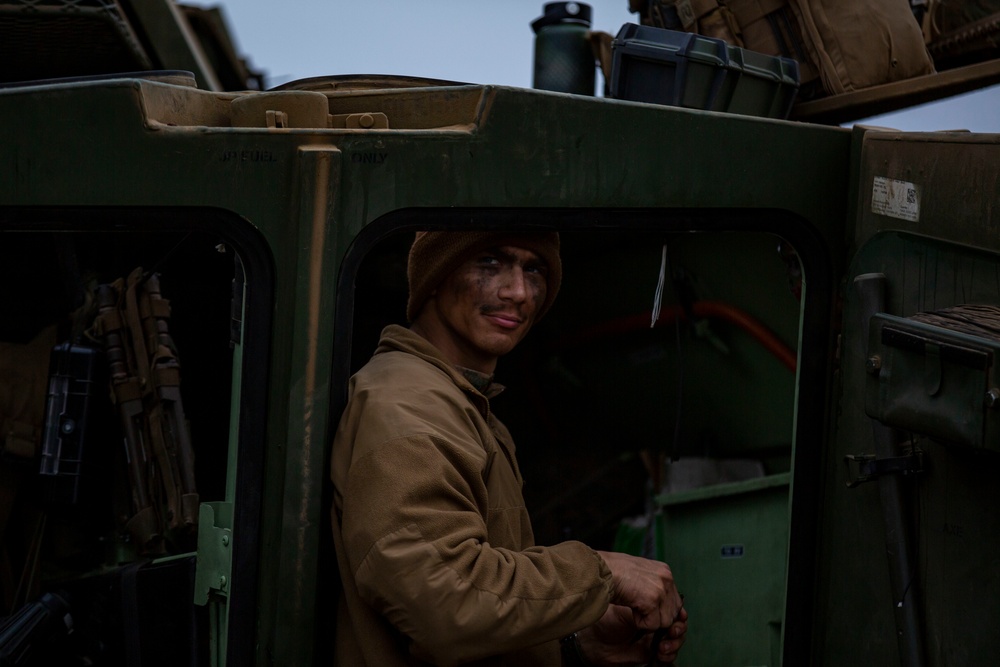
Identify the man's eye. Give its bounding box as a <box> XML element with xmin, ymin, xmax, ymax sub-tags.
<box><xmin>477</xmin><ymin>256</ymin><xmax>500</xmax><ymax>267</ymax></box>
<box><xmin>524</xmin><ymin>264</ymin><xmax>547</xmax><ymax>275</ymax></box>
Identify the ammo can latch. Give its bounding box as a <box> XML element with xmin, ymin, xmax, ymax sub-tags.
<box><xmin>863</xmin><ymin>312</ymin><xmax>1000</xmax><ymax>451</ymax></box>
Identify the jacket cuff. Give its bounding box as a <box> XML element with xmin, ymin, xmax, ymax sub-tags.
<box><xmin>590</xmin><ymin>548</ymin><xmax>614</xmax><ymax>600</ymax></box>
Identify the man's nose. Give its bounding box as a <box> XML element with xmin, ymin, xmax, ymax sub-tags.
<box><xmin>498</xmin><ymin>266</ymin><xmax>528</xmax><ymax>302</ymax></box>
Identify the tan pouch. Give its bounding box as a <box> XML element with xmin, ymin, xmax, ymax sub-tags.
<box><xmin>787</xmin><ymin>0</ymin><xmax>935</xmax><ymax>95</ymax></box>
<box><xmin>727</xmin><ymin>0</ymin><xmax>821</xmax><ymax>93</ymax></box>
<box><xmin>678</xmin><ymin>0</ymin><xmax>744</xmax><ymax>43</ymax></box>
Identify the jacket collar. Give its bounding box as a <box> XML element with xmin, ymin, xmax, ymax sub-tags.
<box><xmin>375</xmin><ymin>325</ymin><xmax>506</xmax><ymax>403</ymax></box>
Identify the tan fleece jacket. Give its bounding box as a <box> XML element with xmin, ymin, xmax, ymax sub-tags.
<box><xmin>330</xmin><ymin>325</ymin><xmax>612</xmax><ymax>666</ymax></box>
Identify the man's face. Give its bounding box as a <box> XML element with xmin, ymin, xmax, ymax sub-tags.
<box><xmin>425</xmin><ymin>245</ymin><xmax>548</xmax><ymax>373</ymax></box>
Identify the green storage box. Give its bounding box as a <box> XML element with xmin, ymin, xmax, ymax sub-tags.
<box><xmin>609</xmin><ymin>23</ymin><xmax>799</xmax><ymax>119</ymax></box>
<box><xmin>723</xmin><ymin>46</ymin><xmax>800</xmax><ymax>119</ymax></box>
<box><xmin>616</xmin><ymin>473</ymin><xmax>791</xmax><ymax>666</ymax></box>
<box><xmin>610</xmin><ymin>23</ymin><xmax>731</xmax><ymax>110</ymax></box>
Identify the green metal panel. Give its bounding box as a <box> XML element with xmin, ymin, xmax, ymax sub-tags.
<box><xmin>655</xmin><ymin>474</ymin><xmax>790</xmax><ymax>667</ymax></box>
<box><xmin>814</xmin><ymin>128</ymin><xmax>1000</xmax><ymax>664</ymax></box>
<box><xmin>816</xmin><ymin>230</ymin><xmax>1000</xmax><ymax>666</ymax></box>
<box><xmin>852</xmin><ymin>130</ymin><xmax>1000</xmax><ymax>254</ymax></box>
<box><xmin>617</xmin><ymin>474</ymin><xmax>791</xmax><ymax>666</ymax></box>
<box><xmin>0</xmin><ymin>76</ymin><xmax>858</xmax><ymax>665</ymax></box>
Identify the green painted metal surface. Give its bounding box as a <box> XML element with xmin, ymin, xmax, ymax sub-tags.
<box><xmin>657</xmin><ymin>474</ymin><xmax>790</xmax><ymax>667</ymax></box>
<box><xmin>816</xmin><ymin>231</ymin><xmax>1000</xmax><ymax>667</ymax></box>
<box><xmin>1</xmin><ymin>70</ymin><xmax>996</xmax><ymax>667</ymax></box>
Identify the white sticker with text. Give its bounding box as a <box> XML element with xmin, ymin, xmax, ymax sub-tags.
<box><xmin>871</xmin><ymin>176</ymin><xmax>920</xmax><ymax>222</ymax></box>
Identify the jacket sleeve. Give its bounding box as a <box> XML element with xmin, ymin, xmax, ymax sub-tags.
<box><xmin>338</xmin><ymin>382</ymin><xmax>613</xmax><ymax>666</ymax></box>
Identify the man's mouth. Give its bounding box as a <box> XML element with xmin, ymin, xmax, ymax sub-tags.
<box><xmin>481</xmin><ymin>308</ymin><xmax>523</xmax><ymax>329</ymax></box>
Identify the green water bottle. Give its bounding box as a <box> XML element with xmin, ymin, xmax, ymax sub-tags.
<box><xmin>531</xmin><ymin>2</ymin><xmax>595</xmax><ymax>95</ymax></box>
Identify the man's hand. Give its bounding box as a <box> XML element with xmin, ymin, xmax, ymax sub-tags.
<box><xmin>596</xmin><ymin>551</ymin><xmax>683</xmax><ymax>631</ymax></box>
<box><xmin>576</xmin><ymin>603</ymin><xmax>688</xmax><ymax>666</ymax></box>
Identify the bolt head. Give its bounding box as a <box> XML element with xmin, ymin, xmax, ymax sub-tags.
<box><xmin>866</xmin><ymin>356</ymin><xmax>882</xmax><ymax>374</ymax></box>
<box><xmin>986</xmin><ymin>388</ymin><xmax>1000</xmax><ymax>410</ymax></box>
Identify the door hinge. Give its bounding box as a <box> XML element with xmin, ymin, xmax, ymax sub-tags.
<box><xmin>193</xmin><ymin>501</ymin><xmax>234</xmax><ymax>605</ymax></box>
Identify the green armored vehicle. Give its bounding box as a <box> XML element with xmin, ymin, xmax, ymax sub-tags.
<box><xmin>0</xmin><ymin>1</ymin><xmax>998</xmax><ymax>665</ymax></box>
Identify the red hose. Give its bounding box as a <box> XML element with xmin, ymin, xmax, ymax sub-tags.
<box><xmin>556</xmin><ymin>300</ymin><xmax>797</xmax><ymax>372</ymax></box>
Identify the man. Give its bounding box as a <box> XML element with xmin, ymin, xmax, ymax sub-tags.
<box><xmin>331</xmin><ymin>231</ymin><xmax>687</xmax><ymax>666</ymax></box>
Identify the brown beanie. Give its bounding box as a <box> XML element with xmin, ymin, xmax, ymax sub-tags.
<box><xmin>407</xmin><ymin>231</ymin><xmax>562</xmax><ymax>322</ymax></box>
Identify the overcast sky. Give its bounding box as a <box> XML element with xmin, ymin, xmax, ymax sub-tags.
<box><xmin>196</xmin><ymin>0</ymin><xmax>1000</xmax><ymax>132</ymax></box>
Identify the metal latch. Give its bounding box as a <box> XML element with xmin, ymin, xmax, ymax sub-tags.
<box><xmin>265</xmin><ymin>109</ymin><xmax>288</xmax><ymax>128</ymax></box>
<box><xmin>193</xmin><ymin>502</ymin><xmax>234</xmax><ymax>605</ymax></box>
<box><xmin>844</xmin><ymin>450</ymin><xmax>923</xmax><ymax>488</ymax></box>
<box><xmin>330</xmin><ymin>112</ymin><xmax>389</xmax><ymax>129</ymax></box>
